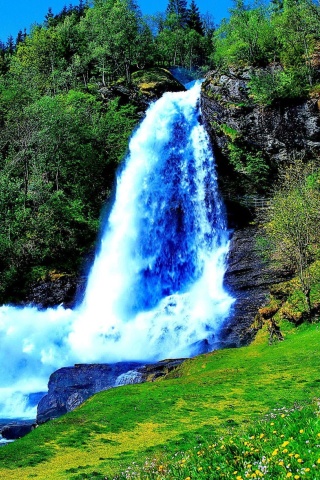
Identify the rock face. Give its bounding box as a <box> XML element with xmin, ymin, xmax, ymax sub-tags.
<box><xmin>201</xmin><ymin>67</ymin><xmax>320</xmax><ymax>169</ymax></box>
<box><xmin>37</xmin><ymin>359</ymin><xmax>185</xmax><ymax>424</ymax></box>
<box><xmin>201</xmin><ymin>67</ymin><xmax>320</xmax><ymax>344</ymax></box>
<box><xmin>20</xmin><ymin>275</ymin><xmax>86</xmax><ymax>309</ymax></box>
<box><xmin>219</xmin><ymin>226</ymin><xmax>290</xmax><ymax>347</ymax></box>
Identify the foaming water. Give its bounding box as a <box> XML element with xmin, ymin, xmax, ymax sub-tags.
<box><xmin>0</xmin><ymin>82</ymin><xmax>234</xmax><ymax>418</ymax></box>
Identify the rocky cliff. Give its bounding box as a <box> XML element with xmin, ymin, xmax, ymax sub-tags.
<box><xmin>201</xmin><ymin>67</ymin><xmax>320</xmax><ymax>174</ymax></box>
<box><xmin>201</xmin><ymin>67</ymin><xmax>320</xmax><ymax>345</ymax></box>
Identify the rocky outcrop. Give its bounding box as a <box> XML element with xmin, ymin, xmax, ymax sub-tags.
<box><xmin>201</xmin><ymin>67</ymin><xmax>320</xmax><ymax>344</ymax></box>
<box><xmin>37</xmin><ymin>359</ymin><xmax>185</xmax><ymax>424</ymax></box>
<box><xmin>20</xmin><ymin>274</ymin><xmax>86</xmax><ymax>309</ymax></box>
<box><xmin>219</xmin><ymin>226</ymin><xmax>290</xmax><ymax>347</ymax></box>
<box><xmin>99</xmin><ymin>67</ymin><xmax>186</xmax><ymax>113</ymax></box>
<box><xmin>201</xmin><ymin>67</ymin><xmax>320</xmax><ymax>171</ymax></box>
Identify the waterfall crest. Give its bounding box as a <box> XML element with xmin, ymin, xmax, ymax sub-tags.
<box><xmin>0</xmin><ymin>82</ymin><xmax>233</xmax><ymax>418</ymax></box>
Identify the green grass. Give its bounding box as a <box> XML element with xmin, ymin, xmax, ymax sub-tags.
<box><xmin>115</xmin><ymin>401</ymin><xmax>320</xmax><ymax>479</ymax></box>
<box><xmin>0</xmin><ymin>322</ymin><xmax>319</xmax><ymax>479</ymax></box>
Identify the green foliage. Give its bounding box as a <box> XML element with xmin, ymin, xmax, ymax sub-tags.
<box><xmin>213</xmin><ymin>0</ymin><xmax>320</xmax><ymax>103</ymax></box>
<box><xmin>228</xmin><ymin>143</ymin><xmax>270</xmax><ymax>189</ymax></box>
<box><xmin>262</xmin><ymin>161</ymin><xmax>320</xmax><ymax>315</ymax></box>
<box><xmin>214</xmin><ymin>4</ymin><xmax>277</xmax><ymax>67</ymax></box>
<box><xmin>0</xmin><ymin>88</ymin><xmax>138</xmax><ymax>301</ymax></box>
<box><xmin>249</xmin><ymin>68</ymin><xmax>310</xmax><ymax>105</ymax></box>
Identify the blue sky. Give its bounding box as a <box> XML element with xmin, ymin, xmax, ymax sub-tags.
<box><xmin>0</xmin><ymin>0</ymin><xmax>232</xmax><ymax>42</ymax></box>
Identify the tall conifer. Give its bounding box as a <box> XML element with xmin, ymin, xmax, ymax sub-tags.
<box><xmin>187</xmin><ymin>0</ymin><xmax>204</xmax><ymax>35</ymax></box>
<box><xmin>166</xmin><ymin>0</ymin><xmax>188</xmax><ymax>27</ymax></box>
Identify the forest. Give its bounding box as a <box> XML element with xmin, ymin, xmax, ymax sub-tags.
<box><xmin>0</xmin><ymin>0</ymin><xmax>319</xmax><ymax>303</ymax></box>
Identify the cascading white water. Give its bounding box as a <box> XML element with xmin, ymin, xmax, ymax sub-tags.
<box><xmin>0</xmin><ymin>82</ymin><xmax>234</xmax><ymax>419</ymax></box>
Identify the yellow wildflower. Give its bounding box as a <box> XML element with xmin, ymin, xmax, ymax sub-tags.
<box><xmin>281</xmin><ymin>414</ymin><xmax>285</xmax><ymax>418</ymax></box>
<box><xmin>185</xmin><ymin>477</ymin><xmax>191</xmax><ymax>480</ymax></box>
<box><xmin>286</xmin><ymin>473</ymin><xmax>293</xmax><ymax>478</ymax></box>
<box><xmin>279</xmin><ymin>461</ymin><xmax>284</xmax><ymax>466</ymax></box>
<box><xmin>299</xmin><ymin>429</ymin><xmax>304</xmax><ymax>434</ymax></box>
<box><xmin>317</xmin><ymin>433</ymin><xmax>320</xmax><ymax>438</ymax></box>
<box><xmin>294</xmin><ymin>476</ymin><xmax>300</xmax><ymax>479</ymax></box>
<box><xmin>273</xmin><ymin>430</ymin><xmax>277</xmax><ymax>434</ymax></box>
<box><xmin>283</xmin><ymin>449</ymin><xmax>288</xmax><ymax>453</ymax></box>
<box><xmin>282</xmin><ymin>441</ymin><xmax>290</xmax><ymax>447</ymax></box>
<box><xmin>317</xmin><ymin>459</ymin><xmax>320</xmax><ymax>464</ymax></box>
<box><xmin>272</xmin><ymin>449</ymin><xmax>279</xmax><ymax>456</ymax></box>
<box><xmin>271</xmin><ymin>422</ymin><xmax>274</xmax><ymax>425</ymax></box>
<box><xmin>294</xmin><ymin>454</ymin><xmax>300</xmax><ymax>458</ymax></box>
<box><xmin>305</xmin><ymin>468</ymin><xmax>310</xmax><ymax>472</ymax></box>
<box><xmin>260</xmin><ymin>433</ymin><xmax>265</xmax><ymax>439</ymax></box>
<box><xmin>236</xmin><ymin>476</ymin><xmax>243</xmax><ymax>480</ymax></box>
<box><xmin>297</xmin><ymin>459</ymin><xmax>303</xmax><ymax>463</ymax></box>
<box><xmin>198</xmin><ymin>467</ymin><xmax>203</xmax><ymax>471</ymax></box>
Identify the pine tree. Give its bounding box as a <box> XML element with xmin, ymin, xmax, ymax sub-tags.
<box><xmin>270</xmin><ymin>0</ymin><xmax>284</xmax><ymax>13</ymax></box>
<box><xmin>44</xmin><ymin>7</ymin><xmax>54</xmax><ymax>27</ymax></box>
<box><xmin>187</xmin><ymin>0</ymin><xmax>204</xmax><ymax>35</ymax></box>
<box><xmin>166</xmin><ymin>0</ymin><xmax>188</xmax><ymax>27</ymax></box>
<box><xmin>6</xmin><ymin>35</ymin><xmax>15</xmax><ymax>55</ymax></box>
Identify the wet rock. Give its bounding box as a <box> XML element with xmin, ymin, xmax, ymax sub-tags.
<box><xmin>219</xmin><ymin>226</ymin><xmax>290</xmax><ymax>347</ymax></box>
<box><xmin>1</xmin><ymin>421</ymin><xmax>36</xmax><ymax>440</ymax></box>
<box><xmin>21</xmin><ymin>275</ymin><xmax>85</xmax><ymax>309</ymax></box>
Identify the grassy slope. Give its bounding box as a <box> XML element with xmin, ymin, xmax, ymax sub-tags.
<box><xmin>0</xmin><ymin>322</ymin><xmax>319</xmax><ymax>479</ymax></box>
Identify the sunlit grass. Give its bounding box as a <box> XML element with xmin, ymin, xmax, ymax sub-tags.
<box><xmin>115</xmin><ymin>401</ymin><xmax>320</xmax><ymax>479</ymax></box>
<box><xmin>0</xmin><ymin>322</ymin><xmax>319</xmax><ymax>479</ymax></box>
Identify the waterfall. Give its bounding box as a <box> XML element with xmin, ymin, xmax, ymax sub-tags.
<box><xmin>0</xmin><ymin>82</ymin><xmax>234</xmax><ymax>419</ymax></box>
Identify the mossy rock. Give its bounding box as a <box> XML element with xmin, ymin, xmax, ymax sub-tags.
<box><xmin>131</xmin><ymin>67</ymin><xmax>186</xmax><ymax>99</ymax></box>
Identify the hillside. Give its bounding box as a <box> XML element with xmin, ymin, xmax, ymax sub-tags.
<box><xmin>0</xmin><ymin>322</ymin><xmax>319</xmax><ymax>479</ymax></box>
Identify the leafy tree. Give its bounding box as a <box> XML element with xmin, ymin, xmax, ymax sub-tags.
<box><xmin>263</xmin><ymin>161</ymin><xmax>320</xmax><ymax>317</ymax></box>
<box><xmin>214</xmin><ymin>3</ymin><xmax>277</xmax><ymax>67</ymax></box>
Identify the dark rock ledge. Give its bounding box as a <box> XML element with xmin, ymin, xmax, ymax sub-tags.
<box><xmin>36</xmin><ymin>359</ymin><xmax>185</xmax><ymax>425</ymax></box>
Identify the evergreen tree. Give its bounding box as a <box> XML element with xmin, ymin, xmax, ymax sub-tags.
<box><xmin>15</xmin><ymin>30</ymin><xmax>24</xmax><ymax>46</ymax></box>
<box><xmin>166</xmin><ymin>0</ymin><xmax>188</xmax><ymax>27</ymax></box>
<box><xmin>6</xmin><ymin>35</ymin><xmax>15</xmax><ymax>54</ymax></box>
<box><xmin>270</xmin><ymin>0</ymin><xmax>284</xmax><ymax>14</ymax></box>
<box><xmin>45</xmin><ymin>7</ymin><xmax>55</xmax><ymax>27</ymax></box>
<box><xmin>187</xmin><ymin>0</ymin><xmax>204</xmax><ymax>35</ymax></box>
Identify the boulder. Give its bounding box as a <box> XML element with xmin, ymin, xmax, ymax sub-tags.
<box><xmin>1</xmin><ymin>421</ymin><xmax>36</xmax><ymax>440</ymax></box>
<box><xmin>37</xmin><ymin>359</ymin><xmax>185</xmax><ymax>424</ymax></box>
<box><xmin>99</xmin><ymin>67</ymin><xmax>186</xmax><ymax>112</ymax></box>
